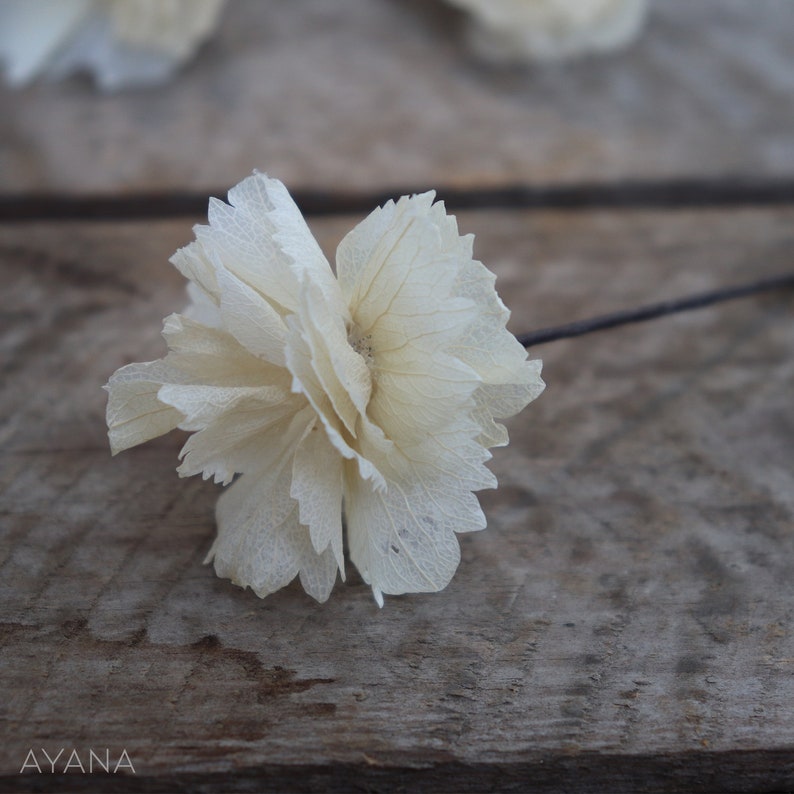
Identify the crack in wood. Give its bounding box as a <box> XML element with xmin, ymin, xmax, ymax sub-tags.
<box><xmin>2</xmin><ymin>178</ymin><xmax>794</xmax><ymax>223</ymax></box>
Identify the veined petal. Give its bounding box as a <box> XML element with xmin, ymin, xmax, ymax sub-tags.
<box><xmin>470</xmin><ymin>360</ymin><xmax>546</xmax><ymax>446</ymax></box>
<box><xmin>176</xmin><ymin>402</ymin><xmax>311</xmax><ymax>485</ymax></box>
<box><xmin>336</xmin><ymin>191</ymin><xmax>433</xmax><ymax>314</ymax></box>
<box><xmin>106</xmin><ymin>314</ymin><xmax>290</xmax><ymax>456</ymax></box>
<box><xmin>209</xmin><ymin>440</ymin><xmax>338</xmax><ymax>603</ymax></box>
<box><xmin>447</xmin><ymin>247</ymin><xmax>534</xmax><ymax>376</ymax></box>
<box><xmin>495</xmin><ymin>358</ymin><xmax>545</xmax><ymax>413</ymax></box>
<box><xmin>296</xmin><ymin>276</ymin><xmax>372</xmax><ymax>438</ymax></box>
<box><xmin>368</xmin><ymin>349</ymin><xmax>480</xmax><ymax>447</ymax></box>
<box><xmin>298</xmin><ymin>546</ymin><xmax>341</xmax><ymax>603</ymax></box>
<box><xmin>395</xmin><ymin>421</ymin><xmax>497</xmax><ymax>494</ymax></box>
<box><xmin>340</xmin><ymin>194</ymin><xmax>544</xmax><ymax>446</ymax></box>
<box><xmin>285</xmin><ymin>312</ymin><xmax>387</xmax><ymax>491</ymax></box>
<box><xmin>336</xmin><ymin>193</ymin><xmax>484</xmax><ymax>445</ymax></box>
<box><xmin>215</xmin><ymin>265</ymin><xmax>288</xmax><ymax>367</ymax></box>
<box><xmin>158</xmin><ymin>383</ymin><xmax>290</xmax><ymax>432</ymax></box>
<box><xmin>105</xmin><ymin>359</ymin><xmax>185</xmax><ymax>455</ymax></box>
<box><xmin>337</xmin><ymin>192</ymin><xmax>475</xmax><ymax>346</ymax></box>
<box><xmin>345</xmin><ymin>467</ymin><xmax>485</xmax><ymax>607</ymax></box>
<box><xmin>290</xmin><ymin>419</ymin><xmax>345</xmax><ymax>570</ymax></box>
<box><xmin>261</xmin><ymin>177</ymin><xmax>347</xmax><ymax>317</ymax></box>
<box><xmin>170</xmin><ymin>239</ymin><xmax>220</xmax><ymax>307</ymax></box>
<box><xmin>196</xmin><ymin>173</ymin><xmax>337</xmax><ymax>318</ymax></box>
<box><xmin>183</xmin><ymin>281</ymin><xmax>222</xmax><ymax>328</ymax></box>
<box><xmin>161</xmin><ymin>313</ymin><xmax>285</xmax><ymax>387</ymax></box>
<box><xmin>470</xmin><ymin>389</ymin><xmax>507</xmax><ymax>447</ymax></box>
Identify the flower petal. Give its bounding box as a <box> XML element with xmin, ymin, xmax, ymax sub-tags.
<box><xmin>285</xmin><ymin>310</ymin><xmax>387</xmax><ymax>491</ymax></box>
<box><xmin>158</xmin><ymin>383</ymin><xmax>290</xmax><ymax>433</ymax></box>
<box><xmin>109</xmin><ymin>0</ymin><xmax>226</xmax><ymax>59</ymax></box>
<box><xmin>209</xmin><ymin>443</ymin><xmax>338</xmax><ymax>603</ymax></box>
<box><xmin>196</xmin><ymin>173</ymin><xmax>339</xmax><ymax>318</ymax></box>
<box><xmin>345</xmin><ymin>468</ymin><xmax>485</xmax><ymax>607</ymax></box>
<box><xmin>441</xmin><ymin>235</ymin><xmax>545</xmax><ymax>443</ymax></box>
<box><xmin>337</xmin><ymin>193</ymin><xmax>476</xmax><ymax>351</ymax></box>
<box><xmin>447</xmin><ymin>0</ymin><xmax>647</xmax><ymax>62</ymax></box>
<box><xmin>106</xmin><ymin>313</ymin><xmax>291</xmax><ymax>458</ymax></box>
<box><xmin>290</xmin><ymin>419</ymin><xmax>345</xmax><ymax>570</ymax></box>
<box><xmin>470</xmin><ymin>360</ymin><xmax>546</xmax><ymax>447</ymax></box>
<box><xmin>336</xmin><ymin>193</ymin><xmax>483</xmax><ymax>446</ymax></box>
<box><xmin>294</xmin><ymin>275</ymin><xmax>372</xmax><ymax>438</ymax></box>
<box><xmin>214</xmin><ymin>265</ymin><xmax>289</xmax><ymax>367</ymax></box>
<box><xmin>161</xmin><ymin>313</ymin><xmax>283</xmax><ymax>386</ymax></box>
<box><xmin>183</xmin><ymin>281</ymin><xmax>222</xmax><ymax>328</ymax></box>
<box><xmin>298</xmin><ymin>546</ymin><xmax>341</xmax><ymax>604</ymax></box>
<box><xmin>0</xmin><ymin>0</ymin><xmax>90</xmax><ymax>86</ymax></box>
<box><xmin>395</xmin><ymin>420</ymin><xmax>497</xmax><ymax>495</ymax></box>
<box><xmin>105</xmin><ymin>359</ymin><xmax>185</xmax><ymax>455</ymax></box>
<box><xmin>170</xmin><ymin>240</ymin><xmax>220</xmax><ymax>308</ymax></box>
<box><xmin>174</xmin><ymin>402</ymin><xmax>309</xmax><ymax>485</ymax></box>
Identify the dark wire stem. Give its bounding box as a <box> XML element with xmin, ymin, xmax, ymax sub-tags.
<box><xmin>517</xmin><ymin>272</ymin><xmax>794</xmax><ymax>349</ymax></box>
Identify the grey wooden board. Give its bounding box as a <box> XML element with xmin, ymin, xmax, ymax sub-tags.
<box><xmin>1</xmin><ymin>206</ymin><xmax>794</xmax><ymax>792</ymax></box>
<box><xmin>2</xmin><ymin>0</ymin><xmax>794</xmax><ymax>195</ymax></box>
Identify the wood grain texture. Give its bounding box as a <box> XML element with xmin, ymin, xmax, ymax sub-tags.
<box><xmin>2</xmin><ymin>0</ymin><xmax>794</xmax><ymax>195</ymax></box>
<box><xmin>1</xmin><ymin>206</ymin><xmax>793</xmax><ymax>792</ymax></box>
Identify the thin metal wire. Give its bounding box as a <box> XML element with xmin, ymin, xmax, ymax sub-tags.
<box><xmin>517</xmin><ymin>272</ymin><xmax>794</xmax><ymax>348</ymax></box>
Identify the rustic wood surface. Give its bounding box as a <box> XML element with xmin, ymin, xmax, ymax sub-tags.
<box><xmin>1</xmin><ymin>207</ymin><xmax>794</xmax><ymax>792</ymax></box>
<box><xmin>3</xmin><ymin>0</ymin><xmax>794</xmax><ymax>789</ymax></box>
<box><xmin>2</xmin><ymin>0</ymin><xmax>794</xmax><ymax>195</ymax></box>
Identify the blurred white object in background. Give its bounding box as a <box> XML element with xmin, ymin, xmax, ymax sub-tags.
<box><xmin>0</xmin><ymin>0</ymin><xmax>226</xmax><ymax>90</ymax></box>
<box><xmin>447</xmin><ymin>0</ymin><xmax>648</xmax><ymax>62</ymax></box>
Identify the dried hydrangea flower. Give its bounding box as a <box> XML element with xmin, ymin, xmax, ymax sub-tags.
<box><xmin>105</xmin><ymin>174</ymin><xmax>544</xmax><ymax>606</ymax></box>
<box><xmin>0</xmin><ymin>0</ymin><xmax>226</xmax><ymax>90</ymax></box>
<box><xmin>447</xmin><ymin>0</ymin><xmax>647</xmax><ymax>63</ymax></box>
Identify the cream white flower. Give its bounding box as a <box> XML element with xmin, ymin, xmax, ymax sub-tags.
<box><xmin>105</xmin><ymin>174</ymin><xmax>544</xmax><ymax>606</ymax></box>
<box><xmin>447</xmin><ymin>0</ymin><xmax>647</xmax><ymax>62</ymax></box>
<box><xmin>0</xmin><ymin>0</ymin><xmax>225</xmax><ymax>90</ymax></box>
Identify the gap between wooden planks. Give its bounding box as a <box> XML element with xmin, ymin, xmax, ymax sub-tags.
<box><xmin>2</xmin><ymin>177</ymin><xmax>794</xmax><ymax>223</ymax></box>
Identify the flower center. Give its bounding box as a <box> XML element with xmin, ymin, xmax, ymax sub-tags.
<box><xmin>348</xmin><ymin>327</ymin><xmax>375</xmax><ymax>369</ymax></box>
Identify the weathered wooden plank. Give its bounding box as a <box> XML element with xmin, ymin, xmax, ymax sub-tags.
<box><xmin>2</xmin><ymin>0</ymin><xmax>794</xmax><ymax>195</ymax></box>
<box><xmin>1</xmin><ymin>207</ymin><xmax>794</xmax><ymax>792</ymax></box>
